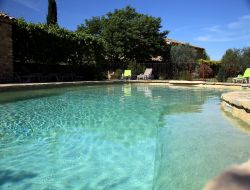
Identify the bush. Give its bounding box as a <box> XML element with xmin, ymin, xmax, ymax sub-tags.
<box><xmin>179</xmin><ymin>71</ymin><xmax>192</xmax><ymax>80</ymax></box>
<box><xmin>197</xmin><ymin>59</ymin><xmax>221</xmax><ymax>77</ymax></box>
<box><xmin>217</xmin><ymin>67</ymin><xmax>227</xmax><ymax>82</ymax></box>
<box><xmin>159</xmin><ymin>73</ymin><xmax>166</xmax><ymax>80</ymax></box>
<box><xmin>199</xmin><ymin>64</ymin><xmax>213</xmax><ymax>78</ymax></box>
<box><xmin>221</xmin><ymin>48</ymin><xmax>241</xmax><ymax>77</ymax></box>
<box><xmin>115</xmin><ymin>69</ymin><xmax>123</xmax><ymax>79</ymax></box>
<box><xmin>127</xmin><ymin>60</ymin><xmax>145</xmax><ymax>75</ymax></box>
<box><xmin>13</xmin><ymin>18</ymin><xmax>105</xmax><ymax>66</ymax></box>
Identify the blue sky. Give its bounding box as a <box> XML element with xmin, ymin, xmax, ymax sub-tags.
<box><xmin>1</xmin><ymin>0</ymin><xmax>250</xmax><ymax>60</ymax></box>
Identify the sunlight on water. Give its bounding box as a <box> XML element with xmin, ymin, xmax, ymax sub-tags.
<box><xmin>0</xmin><ymin>84</ymin><xmax>249</xmax><ymax>190</ymax></box>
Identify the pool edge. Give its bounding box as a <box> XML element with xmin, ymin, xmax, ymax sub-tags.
<box><xmin>0</xmin><ymin>80</ymin><xmax>249</xmax><ymax>92</ymax></box>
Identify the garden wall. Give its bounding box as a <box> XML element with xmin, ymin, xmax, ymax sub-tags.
<box><xmin>0</xmin><ymin>13</ymin><xmax>14</xmax><ymax>82</ymax></box>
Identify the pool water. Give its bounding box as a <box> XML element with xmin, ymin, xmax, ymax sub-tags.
<box><xmin>0</xmin><ymin>84</ymin><xmax>249</xmax><ymax>190</ymax></box>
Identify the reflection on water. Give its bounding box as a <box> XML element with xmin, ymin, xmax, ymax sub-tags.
<box><xmin>0</xmin><ymin>84</ymin><xmax>249</xmax><ymax>190</ymax></box>
<box><xmin>122</xmin><ymin>84</ymin><xmax>132</xmax><ymax>96</ymax></box>
<box><xmin>221</xmin><ymin>110</ymin><xmax>250</xmax><ymax>134</ymax></box>
<box><xmin>137</xmin><ymin>85</ymin><xmax>152</xmax><ymax>98</ymax></box>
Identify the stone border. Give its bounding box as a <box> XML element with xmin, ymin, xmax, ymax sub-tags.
<box><xmin>0</xmin><ymin>81</ymin><xmax>125</xmax><ymax>92</ymax></box>
<box><xmin>221</xmin><ymin>91</ymin><xmax>250</xmax><ymax>124</ymax></box>
<box><xmin>0</xmin><ymin>80</ymin><xmax>249</xmax><ymax>92</ymax></box>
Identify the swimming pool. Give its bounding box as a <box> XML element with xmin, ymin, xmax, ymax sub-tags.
<box><xmin>0</xmin><ymin>84</ymin><xmax>249</xmax><ymax>190</ymax></box>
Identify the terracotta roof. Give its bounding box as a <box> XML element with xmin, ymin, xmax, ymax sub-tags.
<box><xmin>165</xmin><ymin>38</ymin><xmax>204</xmax><ymax>50</ymax></box>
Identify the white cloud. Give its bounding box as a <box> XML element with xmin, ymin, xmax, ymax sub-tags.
<box><xmin>228</xmin><ymin>15</ymin><xmax>250</xmax><ymax>29</ymax></box>
<box><xmin>195</xmin><ymin>15</ymin><xmax>250</xmax><ymax>42</ymax></box>
<box><xmin>195</xmin><ymin>35</ymin><xmax>211</xmax><ymax>42</ymax></box>
<box><xmin>13</xmin><ymin>0</ymin><xmax>42</xmax><ymax>12</ymax></box>
<box><xmin>195</xmin><ymin>34</ymin><xmax>250</xmax><ymax>42</ymax></box>
<box><xmin>207</xmin><ymin>25</ymin><xmax>222</xmax><ymax>32</ymax></box>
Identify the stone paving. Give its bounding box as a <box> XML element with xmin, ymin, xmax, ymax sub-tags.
<box><xmin>0</xmin><ymin>80</ymin><xmax>249</xmax><ymax>91</ymax></box>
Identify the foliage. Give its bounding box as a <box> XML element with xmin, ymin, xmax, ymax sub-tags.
<box><xmin>241</xmin><ymin>47</ymin><xmax>250</xmax><ymax>70</ymax></box>
<box><xmin>171</xmin><ymin>45</ymin><xmax>197</xmax><ymax>64</ymax></box>
<box><xmin>220</xmin><ymin>47</ymin><xmax>250</xmax><ymax>78</ymax></box>
<box><xmin>179</xmin><ymin>71</ymin><xmax>192</xmax><ymax>80</ymax></box>
<box><xmin>170</xmin><ymin>45</ymin><xmax>197</xmax><ymax>78</ymax></box>
<box><xmin>127</xmin><ymin>60</ymin><xmax>146</xmax><ymax>75</ymax></box>
<box><xmin>199</xmin><ymin>64</ymin><xmax>213</xmax><ymax>78</ymax></box>
<box><xmin>221</xmin><ymin>48</ymin><xmax>242</xmax><ymax>77</ymax></box>
<box><xmin>197</xmin><ymin>59</ymin><xmax>221</xmax><ymax>65</ymax></box>
<box><xmin>13</xmin><ymin>18</ymin><xmax>105</xmax><ymax>66</ymax></box>
<box><xmin>115</xmin><ymin>69</ymin><xmax>123</xmax><ymax>79</ymax></box>
<box><xmin>47</xmin><ymin>0</ymin><xmax>57</xmax><ymax>25</ymax></box>
<box><xmin>197</xmin><ymin>59</ymin><xmax>221</xmax><ymax>77</ymax></box>
<box><xmin>80</xmin><ymin>16</ymin><xmax>104</xmax><ymax>36</ymax></box>
<box><xmin>77</xmin><ymin>6</ymin><xmax>169</xmax><ymax>64</ymax></box>
<box><xmin>217</xmin><ymin>67</ymin><xmax>227</xmax><ymax>82</ymax></box>
<box><xmin>200</xmin><ymin>50</ymin><xmax>210</xmax><ymax>60</ymax></box>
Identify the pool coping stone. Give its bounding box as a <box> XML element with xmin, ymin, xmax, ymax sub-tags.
<box><xmin>0</xmin><ymin>80</ymin><xmax>249</xmax><ymax>92</ymax></box>
<box><xmin>221</xmin><ymin>91</ymin><xmax>250</xmax><ymax>124</ymax></box>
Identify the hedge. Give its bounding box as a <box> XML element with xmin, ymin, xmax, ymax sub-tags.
<box><xmin>12</xmin><ymin>18</ymin><xmax>105</xmax><ymax>66</ymax></box>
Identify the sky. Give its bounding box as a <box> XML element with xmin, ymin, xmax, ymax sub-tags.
<box><xmin>0</xmin><ymin>0</ymin><xmax>250</xmax><ymax>60</ymax></box>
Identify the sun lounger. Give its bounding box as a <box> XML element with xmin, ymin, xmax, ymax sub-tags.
<box><xmin>137</xmin><ymin>68</ymin><xmax>152</xmax><ymax>80</ymax></box>
<box><xmin>233</xmin><ymin>68</ymin><xmax>250</xmax><ymax>83</ymax></box>
<box><xmin>122</xmin><ymin>70</ymin><xmax>132</xmax><ymax>80</ymax></box>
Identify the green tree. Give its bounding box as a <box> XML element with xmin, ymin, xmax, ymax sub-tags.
<box><xmin>241</xmin><ymin>47</ymin><xmax>250</xmax><ymax>70</ymax></box>
<box><xmin>79</xmin><ymin>16</ymin><xmax>104</xmax><ymax>36</ymax></box>
<box><xmin>221</xmin><ymin>48</ymin><xmax>241</xmax><ymax>77</ymax></box>
<box><xmin>201</xmin><ymin>50</ymin><xmax>210</xmax><ymax>60</ymax></box>
<box><xmin>13</xmin><ymin>18</ymin><xmax>104</xmax><ymax>66</ymax></box>
<box><xmin>77</xmin><ymin>6</ymin><xmax>169</xmax><ymax>64</ymax></box>
<box><xmin>170</xmin><ymin>45</ymin><xmax>197</xmax><ymax>77</ymax></box>
<box><xmin>47</xmin><ymin>0</ymin><xmax>57</xmax><ymax>25</ymax></box>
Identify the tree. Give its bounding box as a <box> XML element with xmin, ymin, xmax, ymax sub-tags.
<box><xmin>221</xmin><ymin>48</ymin><xmax>241</xmax><ymax>77</ymax></box>
<box><xmin>242</xmin><ymin>47</ymin><xmax>250</xmax><ymax>70</ymax></box>
<box><xmin>47</xmin><ymin>0</ymin><xmax>57</xmax><ymax>25</ymax></box>
<box><xmin>201</xmin><ymin>50</ymin><xmax>210</xmax><ymax>60</ymax></box>
<box><xmin>79</xmin><ymin>16</ymin><xmax>104</xmax><ymax>36</ymax></box>
<box><xmin>170</xmin><ymin>45</ymin><xmax>197</xmax><ymax>76</ymax></box>
<box><xmin>77</xmin><ymin>6</ymin><xmax>169</xmax><ymax>64</ymax></box>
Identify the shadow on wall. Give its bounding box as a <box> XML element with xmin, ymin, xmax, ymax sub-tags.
<box><xmin>0</xmin><ymin>169</ymin><xmax>37</xmax><ymax>187</ymax></box>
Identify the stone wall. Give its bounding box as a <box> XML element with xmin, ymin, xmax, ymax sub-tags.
<box><xmin>0</xmin><ymin>13</ymin><xmax>14</xmax><ymax>82</ymax></box>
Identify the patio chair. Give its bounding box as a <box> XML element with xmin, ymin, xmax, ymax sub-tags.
<box><xmin>233</xmin><ymin>68</ymin><xmax>250</xmax><ymax>83</ymax></box>
<box><xmin>108</xmin><ymin>70</ymin><xmax>115</xmax><ymax>80</ymax></box>
<box><xmin>137</xmin><ymin>68</ymin><xmax>153</xmax><ymax>80</ymax></box>
<box><xmin>122</xmin><ymin>70</ymin><xmax>132</xmax><ymax>80</ymax></box>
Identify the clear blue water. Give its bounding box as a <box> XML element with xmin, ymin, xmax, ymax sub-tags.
<box><xmin>0</xmin><ymin>84</ymin><xmax>250</xmax><ymax>190</ymax></box>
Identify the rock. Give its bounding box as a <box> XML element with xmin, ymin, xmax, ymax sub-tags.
<box><xmin>221</xmin><ymin>91</ymin><xmax>250</xmax><ymax>125</ymax></box>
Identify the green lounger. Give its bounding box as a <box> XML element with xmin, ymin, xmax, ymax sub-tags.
<box><xmin>233</xmin><ymin>68</ymin><xmax>250</xmax><ymax>83</ymax></box>
<box><xmin>123</xmin><ymin>70</ymin><xmax>132</xmax><ymax>80</ymax></box>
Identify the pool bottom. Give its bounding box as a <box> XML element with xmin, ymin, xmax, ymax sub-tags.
<box><xmin>0</xmin><ymin>84</ymin><xmax>249</xmax><ymax>190</ymax></box>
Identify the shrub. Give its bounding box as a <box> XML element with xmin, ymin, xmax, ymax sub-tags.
<box><xmin>217</xmin><ymin>67</ymin><xmax>227</xmax><ymax>82</ymax></box>
<box><xmin>221</xmin><ymin>49</ymin><xmax>241</xmax><ymax>77</ymax></box>
<box><xmin>13</xmin><ymin>18</ymin><xmax>105</xmax><ymax>66</ymax></box>
<box><xmin>199</xmin><ymin>64</ymin><xmax>213</xmax><ymax>78</ymax></box>
<box><xmin>179</xmin><ymin>71</ymin><xmax>192</xmax><ymax>81</ymax></box>
<box><xmin>159</xmin><ymin>73</ymin><xmax>166</xmax><ymax>80</ymax></box>
<box><xmin>127</xmin><ymin>60</ymin><xmax>145</xmax><ymax>75</ymax></box>
<box><xmin>115</xmin><ymin>69</ymin><xmax>123</xmax><ymax>79</ymax></box>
